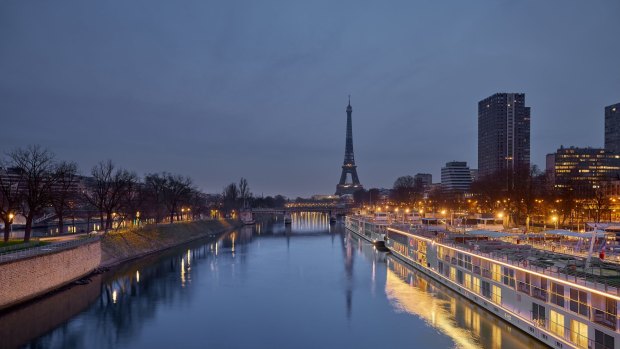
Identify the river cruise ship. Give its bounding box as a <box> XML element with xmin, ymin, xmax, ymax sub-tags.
<box><xmin>345</xmin><ymin>216</ymin><xmax>620</xmax><ymax>349</ymax></box>
<box><xmin>345</xmin><ymin>215</ymin><xmax>390</xmax><ymax>246</ymax></box>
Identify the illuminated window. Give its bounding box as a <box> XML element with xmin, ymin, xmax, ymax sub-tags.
<box><xmin>450</xmin><ymin>267</ymin><xmax>456</xmax><ymax>281</ymax></box>
<box><xmin>570</xmin><ymin>319</ymin><xmax>588</xmax><ymax>349</ymax></box>
<box><xmin>473</xmin><ymin>277</ymin><xmax>481</xmax><ymax>294</ymax></box>
<box><xmin>465</xmin><ymin>273</ymin><xmax>472</xmax><ymax>290</ymax></box>
<box><xmin>492</xmin><ymin>285</ymin><xmax>502</xmax><ymax>304</ymax></box>
<box><xmin>492</xmin><ymin>264</ymin><xmax>502</xmax><ymax>282</ymax></box>
<box><xmin>549</xmin><ymin>310</ymin><xmax>565</xmax><ymax>338</ymax></box>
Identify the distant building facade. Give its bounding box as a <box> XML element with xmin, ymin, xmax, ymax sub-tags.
<box><xmin>469</xmin><ymin>169</ymin><xmax>479</xmax><ymax>182</ymax></box>
<box><xmin>545</xmin><ymin>153</ymin><xmax>556</xmax><ymax>185</ymax></box>
<box><xmin>549</xmin><ymin>146</ymin><xmax>620</xmax><ymax>191</ymax></box>
<box><xmin>478</xmin><ymin>93</ymin><xmax>531</xmax><ymax>178</ymax></box>
<box><xmin>605</xmin><ymin>102</ymin><xmax>620</xmax><ymax>153</ymax></box>
<box><xmin>413</xmin><ymin>173</ymin><xmax>432</xmax><ymax>189</ymax></box>
<box><xmin>441</xmin><ymin>161</ymin><xmax>472</xmax><ymax>192</ymax></box>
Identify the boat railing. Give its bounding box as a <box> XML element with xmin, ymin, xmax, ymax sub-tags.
<box><xmin>517</xmin><ymin>281</ymin><xmax>531</xmax><ymax>295</ymax></box>
<box><xmin>591</xmin><ymin>306</ymin><xmax>618</xmax><ymax>331</ymax></box>
<box><xmin>531</xmin><ymin>286</ymin><xmax>548</xmax><ymax>302</ymax></box>
<box><xmin>390</xmin><ymin>226</ymin><xmax>620</xmax><ymax>296</ymax></box>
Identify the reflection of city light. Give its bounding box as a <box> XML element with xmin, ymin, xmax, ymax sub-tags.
<box><xmin>187</xmin><ymin>250</ymin><xmax>191</xmax><ymax>265</ymax></box>
<box><xmin>136</xmin><ymin>270</ymin><xmax>140</xmax><ymax>283</ymax></box>
<box><xmin>181</xmin><ymin>259</ymin><xmax>186</xmax><ymax>286</ymax></box>
<box><xmin>112</xmin><ymin>290</ymin><xmax>118</xmax><ymax>304</ymax></box>
<box><xmin>385</xmin><ymin>261</ymin><xmax>482</xmax><ymax>349</ymax></box>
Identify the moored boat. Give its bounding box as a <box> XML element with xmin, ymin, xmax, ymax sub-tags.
<box><xmin>351</xmin><ymin>214</ymin><xmax>620</xmax><ymax>349</ymax></box>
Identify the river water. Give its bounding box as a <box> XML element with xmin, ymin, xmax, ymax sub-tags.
<box><xmin>1</xmin><ymin>213</ymin><xmax>548</xmax><ymax>349</ymax></box>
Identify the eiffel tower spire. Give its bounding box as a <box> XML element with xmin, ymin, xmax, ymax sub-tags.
<box><xmin>336</xmin><ymin>97</ymin><xmax>363</xmax><ymax>195</ymax></box>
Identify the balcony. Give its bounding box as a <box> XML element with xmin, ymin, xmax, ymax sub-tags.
<box><xmin>532</xmin><ymin>287</ymin><xmax>548</xmax><ymax>302</ymax></box>
<box><xmin>482</xmin><ymin>269</ymin><xmax>492</xmax><ymax>279</ymax></box>
<box><xmin>473</xmin><ymin>266</ymin><xmax>481</xmax><ymax>275</ymax></box>
<box><xmin>593</xmin><ymin>308</ymin><xmax>617</xmax><ymax>331</ymax></box>
<box><xmin>517</xmin><ymin>281</ymin><xmax>530</xmax><ymax>295</ymax></box>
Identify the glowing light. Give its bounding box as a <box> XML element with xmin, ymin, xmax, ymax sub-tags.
<box><xmin>136</xmin><ymin>270</ymin><xmax>140</xmax><ymax>283</ymax></box>
<box><xmin>181</xmin><ymin>259</ymin><xmax>186</xmax><ymax>286</ymax></box>
<box><xmin>497</xmin><ymin>212</ymin><xmax>504</xmax><ymax>219</ymax></box>
<box><xmin>112</xmin><ymin>290</ymin><xmax>118</xmax><ymax>304</ymax></box>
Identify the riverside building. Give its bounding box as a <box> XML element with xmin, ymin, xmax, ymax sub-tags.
<box><xmin>441</xmin><ymin>161</ymin><xmax>472</xmax><ymax>192</ymax></box>
<box><xmin>546</xmin><ymin>146</ymin><xmax>620</xmax><ymax>191</ymax></box>
<box><xmin>478</xmin><ymin>93</ymin><xmax>531</xmax><ymax>178</ymax></box>
<box><xmin>605</xmin><ymin>103</ymin><xmax>620</xmax><ymax>154</ymax></box>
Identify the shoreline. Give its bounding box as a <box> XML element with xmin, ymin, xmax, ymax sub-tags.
<box><xmin>0</xmin><ymin>219</ymin><xmax>242</xmax><ymax>313</ymax></box>
<box><xmin>99</xmin><ymin>219</ymin><xmax>242</xmax><ymax>268</ymax></box>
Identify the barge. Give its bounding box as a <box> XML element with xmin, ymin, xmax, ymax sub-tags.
<box><xmin>349</xmin><ymin>215</ymin><xmax>620</xmax><ymax>349</ymax></box>
<box><xmin>345</xmin><ymin>215</ymin><xmax>388</xmax><ymax>247</ymax></box>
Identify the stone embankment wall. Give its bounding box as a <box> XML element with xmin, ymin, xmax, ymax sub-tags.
<box><xmin>0</xmin><ymin>240</ymin><xmax>101</xmax><ymax>311</ymax></box>
<box><xmin>100</xmin><ymin>219</ymin><xmax>240</xmax><ymax>267</ymax></box>
<box><xmin>0</xmin><ymin>273</ymin><xmax>102</xmax><ymax>349</ymax></box>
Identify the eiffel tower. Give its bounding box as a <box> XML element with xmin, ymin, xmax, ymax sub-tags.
<box><xmin>336</xmin><ymin>97</ymin><xmax>363</xmax><ymax>195</ymax></box>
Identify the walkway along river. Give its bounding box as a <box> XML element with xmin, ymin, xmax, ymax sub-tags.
<box><xmin>0</xmin><ymin>212</ymin><xmax>549</xmax><ymax>349</ymax></box>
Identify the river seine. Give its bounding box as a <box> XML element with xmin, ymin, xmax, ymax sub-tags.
<box><xmin>2</xmin><ymin>213</ymin><xmax>548</xmax><ymax>349</ymax></box>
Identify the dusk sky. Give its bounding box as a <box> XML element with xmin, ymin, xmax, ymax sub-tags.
<box><xmin>1</xmin><ymin>0</ymin><xmax>619</xmax><ymax>197</ymax></box>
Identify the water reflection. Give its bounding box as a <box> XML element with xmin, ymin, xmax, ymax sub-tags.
<box><xmin>291</xmin><ymin>212</ymin><xmax>331</xmax><ymax>233</ymax></box>
<box><xmin>385</xmin><ymin>255</ymin><xmax>546</xmax><ymax>349</ymax></box>
<box><xmin>2</xmin><ymin>216</ymin><xmax>549</xmax><ymax>349</ymax></box>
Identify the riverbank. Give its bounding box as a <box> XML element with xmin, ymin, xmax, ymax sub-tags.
<box><xmin>100</xmin><ymin>219</ymin><xmax>241</xmax><ymax>267</ymax></box>
<box><xmin>0</xmin><ymin>219</ymin><xmax>241</xmax><ymax>313</ymax></box>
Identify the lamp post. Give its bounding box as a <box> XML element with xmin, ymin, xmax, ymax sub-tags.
<box><xmin>8</xmin><ymin>213</ymin><xmax>14</xmax><ymax>236</ymax></box>
<box><xmin>497</xmin><ymin>212</ymin><xmax>504</xmax><ymax>229</ymax></box>
<box><xmin>441</xmin><ymin>209</ymin><xmax>447</xmax><ymax>231</ymax></box>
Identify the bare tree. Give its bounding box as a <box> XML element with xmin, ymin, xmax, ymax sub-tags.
<box><xmin>222</xmin><ymin>182</ymin><xmax>239</xmax><ymax>213</ymax></box>
<box><xmin>584</xmin><ymin>183</ymin><xmax>610</xmax><ymax>223</ymax></box>
<box><xmin>85</xmin><ymin>160</ymin><xmax>137</xmax><ymax>232</ymax></box>
<box><xmin>49</xmin><ymin>161</ymin><xmax>79</xmax><ymax>235</ymax></box>
<box><xmin>239</xmin><ymin>177</ymin><xmax>251</xmax><ymax>208</ymax></box>
<box><xmin>161</xmin><ymin>174</ymin><xmax>193</xmax><ymax>223</ymax></box>
<box><xmin>0</xmin><ymin>166</ymin><xmax>23</xmax><ymax>242</ymax></box>
<box><xmin>10</xmin><ymin>145</ymin><xmax>56</xmax><ymax>242</ymax></box>
<box><xmin>391</xmin><ymin>176</ymin><xmax>416</xmax><ymax>204</ymax></box>
<box><xmin>144</xmin><ymin>173</ymin><xmax>167</xmax><ymax>223</ymax></box>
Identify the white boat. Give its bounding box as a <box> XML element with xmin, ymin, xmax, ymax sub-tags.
<box><xmin>348</xmin><ymin>215</ymin><xmax>620</xmax><ymax>349</ymax></box>
<box><xmin>240</xmin><ymin>209</ymin><xmax>255</xmax><ymax>225</ymax></box>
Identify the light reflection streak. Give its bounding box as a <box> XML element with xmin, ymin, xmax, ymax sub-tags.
<box><xmin>385</xmin><ymin>258</ymin><xmax>481</xmax><ymax>349</ymax></box>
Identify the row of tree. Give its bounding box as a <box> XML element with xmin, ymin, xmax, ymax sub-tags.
<box><xmin>358</xmin><ymin>166</ymin><xmax>617</xmax><ymax>229</ymax></box>
<box><xmin>0</xmin><ymin>145</ymin><xmax>203</xmax><ymax>242</ymax></box>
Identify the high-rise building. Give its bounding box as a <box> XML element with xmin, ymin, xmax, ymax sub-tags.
<box><xmin>441</xmin><ymin>161</ymin><xmax>472</xmax><ymax>192</ymax></box>
<box><xmin>335</xmin><ymin>97</ymin><xmax>363</xmax><ymax>195</ymax></box>
<box><xmin>605</xmin><ymin>103</ymin><xmax>620</xmax><ymax>153</ymax></box>
<box><xmin>413</xmin><ymin>173</ymin><xmax>432</xmax><ymax>189</ymax></box>
<box><xmin>478</xmin><ymin>93</ymin><xmax>531</xmax><ymax>178</ymax></box>
<box><xmin>550</xmin><ymin>146</ymin><xmax>620</xmax><ymax>192</ymax></box>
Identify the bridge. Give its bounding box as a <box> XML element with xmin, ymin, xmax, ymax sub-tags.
<box><xmin>251</xmin><ymin>203</ymin><xmax>351</xmax><ymax>216</ymax></box>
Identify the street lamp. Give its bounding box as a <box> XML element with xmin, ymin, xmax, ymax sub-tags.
<box><xmin>8</xmin><ymin>213</ymin><xmax>14</xmax><ymax>236</ymax></box>
<box><xmin>552</xmin><ymin>215</ymin><xmax>558</xmax><ymax>229</ymax></box>
<box><xmin>441</xmin><ymin>209</ymin><xmax>447</xmax><ymax>231</ymax></box>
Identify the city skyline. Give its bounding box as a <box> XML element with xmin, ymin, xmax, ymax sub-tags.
<box><xmin>1</xmin><ymin>1</ymin><xmax>619</xmax><ymax>197</ymax></box>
